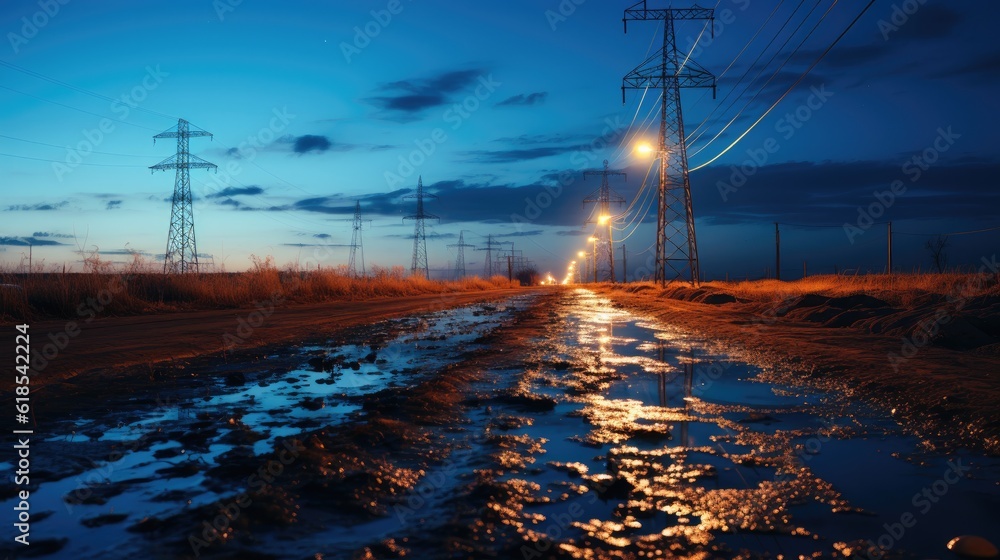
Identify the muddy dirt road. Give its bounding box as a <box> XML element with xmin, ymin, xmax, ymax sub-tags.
<box><xmin>0</xmin><ymin>288</ymin><xmax>527</xmax><ymax>390</ymax></box>
<box><xmin>2</xmin><ymin>288</ymin><xmax>998</xmax><ymax>559</ymax></box>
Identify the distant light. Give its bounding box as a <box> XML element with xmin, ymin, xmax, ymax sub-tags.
<box><xmin>588</xmin><ymin>237</ymin><xmax>598</xmax><ymax>242</ymax></box>
<box><xmin>598</xmin><ymin>214</ymin><xmax>610</xmax><ymax>225</ymax></box>
<box><xmin>578</xmin><ymin>251</ymin><xmax>586</xmax><ymax>257</ymax></box>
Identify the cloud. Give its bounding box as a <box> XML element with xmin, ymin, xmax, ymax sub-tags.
<box><xmin>207</xmin><ymin>185</ymin><xmax>265</xmax><ymax>198</ymax></box>
<box><xmin>0</xmin><ymin>236</ymin><xmax>66</xmax><ymax>246</ymax></box>
<box><xmin>461</xmin><ymin>145</ymin><xmax>582</xmax><ymax>163</ymax></box>
<box><xmin>930</xmin><ymin>52</ymin><xmax>1000</xmax><ymax>83</ymax></box>
<box><xmin>384</xmin><ymin>232</ymin><xmax>457</xmax><ymax>240</ymax></box>
<box><xmin>293</xmin><ymin>135</ymin><xmax>333</xmax><ymax>154</ymax></box>
<box><xmin>106</xmin><ymin>200</ymin><xmax>122</xmax><ymax>210</ymax></box>
<box><xmin>696</xmin><ymin>157</ymin><xmax>1000</xmax><ymax>224</ymax></box>
<box><xmin>365</xmin><ymin>68</ymin><xmax>485</xmax><ymax>120</ymax></box>
<box><xmin>884</xmin><ymin>4</ymin><xmax>963</xmax><ymax>42</ymax></box>
<box><xmin>6</xmin><ymin>201</ymin><xmax>69</xmax><ymax>211</ymax></box>
<box><xmin>100</xmin><ymin>249</ymin><xmax>152</xmax><ymax>256</ymax></box>
<box><xmin>33</xmin><ymin>231</ymin><xmax>74</xmax><ymax>238</ymax></box>
<box><xmin>281</xmin><ymin>242</ymin><xmax>348</xmax><ymax>248</ymax></box>
<box><xmin>257</xmin><ymin>178</ymin><xmax>599</xmax><ymax>227</ymax></box>
<box><xmin>495</xmin><ymin>230</ymin><xmax>544</xmax><ymax>237</ymax></box>
<box><xmin>495</xmin><ymin>92</ymin><xmax>548</xmax><ymax>107</ymax></box>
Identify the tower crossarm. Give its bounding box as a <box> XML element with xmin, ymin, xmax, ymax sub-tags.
<box><xmin>623</xmin><ymin>2</ymin><xmax>714</xmax><ymax>29</ymax></box>
<box><xmin>150</xmin><ymin>154</ymin><xmax>218</xmax><ymax>172</ymax></box>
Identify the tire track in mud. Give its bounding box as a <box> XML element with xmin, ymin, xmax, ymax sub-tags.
<box><xmin>115</xmin><ymin>292</ymin><xmax>555</xmax><ymax>559</ymax></box>
<box><xmin>10</xmin><ymin>288</ymin><xmax>996</xmax><ymax>559</ymax></box>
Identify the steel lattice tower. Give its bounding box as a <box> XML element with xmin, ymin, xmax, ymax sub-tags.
<box><xmin>403</xmin><ymin>176</ymin><xmax>438</xmax><ymax>278</ymax></box>
<box><xmin>623</xmin><ymin>2</ymin><xmax>715</xmax><ymax>285</ymax></box>
<box><xmin>476</xmin><ymin>234</ymin><xmax>503</xmax><ymax>277</ymax></box>
<box><xmin>584</xmin><ymin>159</ymin><xmax>627</xmax><ymax>282</ymax></box>
<box><xmin>448</xmin><ymin>231</ymin><xmax>475</xmax><ymax>279</ymax></box>
<box><xmin>151</xmin><ymin>119</ymin><xmax>216</xmax><ymax>274</ymax></box>
<box><xmin>347</xmin><ymin>201</ymin><xmax>372</xmax><ymax>277</ymax></box>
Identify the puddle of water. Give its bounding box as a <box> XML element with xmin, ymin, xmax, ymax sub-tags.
<box><xmin>10</xmin><ymin>289</ymin><xmax>998</xmax><ymax>558</ymax></box>
<box><xmin>470</xmin><ymin>289</ymin><xmax>1000</xmax><ymax>559</ymax></box>
<box><xmin>1</xmin><ymin>296</ymin><xmax>533</xmax><ymax>559</ymax></box>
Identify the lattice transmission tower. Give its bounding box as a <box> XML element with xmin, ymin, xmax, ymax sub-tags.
<box><xmin>622</xmin><ymin>2</ymin><xmax>715</xmax><ymax>285</ymax></box>
<box><xmin>347</xmin><ymin>201</ymin><xmax>372</xmax><ymax>277</ymax></box>
<box><xmin>476</xmin><ymin>234</ymin><xmax>504</xmax><ymax>278</ymax></box>
<box><xmin>584</xmin><ymin>159</ymin><xmax>627</xmax><ymax>282</ymax></box>
<box><xmin>403</xmin><ymin>176</ymin><xmax>438</xmax><ymax>278</ymax></box>
<box><xmin>448</xmin><ymin>230</ymin><xmax>475</xmax><ymax>279</ymax></box>
<box><xmin>151</xmin><ymin>118</ymin><xmax>217</xmax><ymax>274</ymax></box>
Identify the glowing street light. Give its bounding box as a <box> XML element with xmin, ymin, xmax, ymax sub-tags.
<box><xmin>598</xmin><ymin>214</ymin><xmax>611</xmax><ymax>225</ymax></box>
<box><xmin>635</xmin><ymin>142</ymin><xmax>655</xmax><ymax>157</ymax></box>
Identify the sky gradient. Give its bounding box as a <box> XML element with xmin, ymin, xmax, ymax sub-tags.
<box><xmin>2</xmin><ymin>0</ymin><xmax>998</xmax><ymax>280</ymax></box>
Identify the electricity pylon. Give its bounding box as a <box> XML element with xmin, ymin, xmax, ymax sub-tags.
<box><xmin>448</xmin><ymin>230</ymin><xmax>475</xmax><ymax>279</ymax></box>
<box><xmin>623</xmin><ymin>2</ymin><xmax>715</xmax><ymax>285</ymax></box>
<box><xmin>403</xmin><ymin>176</ymin><xmax>438</xmax><ymax>278</ymax></box>
<box><xmin>476</xmin><ymin>234</ymin><xmax>504</xmax><ymax>277</ymax></box>
<box><xmin>584</xmin><ymin>159</ymin><xmax>627</xmax><ymax>282</ymax></box>
<box><xmin>151</xmin><ymin>118</ymin><xmax>216</xmax><ymax>274</ymax></box>
<box><xmin>347</xmin><ymin>201</ymin><xmax>372</xmax><ymax>277</ymax></box>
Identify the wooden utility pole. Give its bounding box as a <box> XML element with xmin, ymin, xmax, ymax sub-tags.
<box><xmin>887</xmin><ymin>221</ymin><xmax>893</xmax><ymax>274</ymax></box>
<box><xmin>621</xmin><ymin>244</ymin><xmax>627</xmax><ymax>283</ymax></box>
<box><xmin>774</xmin><ymin>222</ymin><xmax>780</xmax><ymax>281</ymax></box>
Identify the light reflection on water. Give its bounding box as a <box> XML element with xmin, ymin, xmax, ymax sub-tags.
<box><xmin>482</xmin><ymin>288</ymin><xmax>999</xmax><ymax>559</ymax></box>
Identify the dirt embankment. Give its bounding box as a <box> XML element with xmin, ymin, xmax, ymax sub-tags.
<box><xmin>594</xmin><ymin>282</ymin><xmax>1000</xmax><ymax>455</ymax></box>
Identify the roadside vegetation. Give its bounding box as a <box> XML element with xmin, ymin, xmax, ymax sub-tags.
<box><xmin>0</xmin><ymin>254</ymin><xmax>520</xmax><ymax>322</ymax></box>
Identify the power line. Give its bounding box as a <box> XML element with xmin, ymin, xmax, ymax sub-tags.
<box><xmin>0</xmin><ymin>85</ymin><xmax>162</xmax><ymax>131</ymax></box>
<box><xmin>0</xmin><ymin>59</ymin><xmax>180</xmax><ymax>122</ymax></box>
<box><xmin>0</xmin><ymin>151</ymin><xmax>146</xmax><ymax>167</ymax></box>
<box><xmin>895</xmin><ymin>225</ymin><xmax>1000</xmax><ymax>237</ymax></box>
<box><xmin>0</xmin><ymin>133</ymin><xmax>154</xmax><ymax>158</ymax></box>
<box><xmin>690</xmin><ymin>0</ymin><xmax>877</xmax><ymax>172</ymax></box>
<box><xmin>1</xmin><ymin>64</ymin><xmax>320</xmax><ymax>197</ymax></box>
<box><xmin>688</xmin><ymin>0</ymin><xmax>827</xmax><ymax>158</ymax></box>
<box><xmin>684</xmin><ymin>0</ymin><xmax>799</xmax><ymax>146</ymax></box>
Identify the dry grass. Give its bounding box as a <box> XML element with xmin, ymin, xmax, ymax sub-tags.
<box><xmin>0</xmin><ymin>254</ymin><xmax>519</xmax><ymax>322</ymax></box>
<box><xmin>623</xmin><ymin>272</ymin><xmax>1000</xmax><ymax>310</ymax></box>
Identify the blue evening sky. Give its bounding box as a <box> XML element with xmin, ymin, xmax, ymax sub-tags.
<box><xmin>1</xmin><ymin>0</ymin><xmax>997</xmax><ymax>279</ymax></box>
